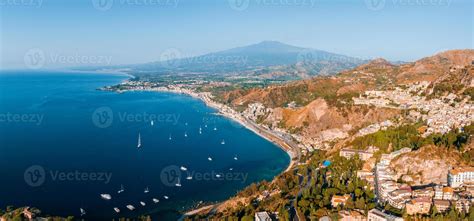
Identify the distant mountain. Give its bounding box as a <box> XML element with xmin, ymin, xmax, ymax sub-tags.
<box><xmin>122</xmin><ymin>41</ymin><xmax>365</xmax><ymax>75</ymax></box>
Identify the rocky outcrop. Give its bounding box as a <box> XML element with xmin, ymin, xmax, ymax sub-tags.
<box><xmin>389</xmin><ymin>145</ymin><xmax>466</xmax><ymax>185</ymax></box>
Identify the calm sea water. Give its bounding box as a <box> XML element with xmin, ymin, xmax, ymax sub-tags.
<box><xmin>0</xmin><ymin>70</ymin><xmax>289</xmax><ymax>220</ymax></box>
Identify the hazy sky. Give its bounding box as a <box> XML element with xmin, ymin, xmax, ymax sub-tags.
<box><xmin>0</xmin><ymin>0</ymin><xmax>472</xmax><ymax>69</ymax></box>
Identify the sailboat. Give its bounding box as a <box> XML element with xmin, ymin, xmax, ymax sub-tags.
<box><xmin>184</xmin><ymin>131</ymin><xmax>188</xmax><ymax>137</ymax></box>
<box><xmin>113</xmin><ymin>207</ymin><xmax>120</xmax><ymax>213</ymax></box>
<box><xmin>80</xmin><ymin>208</ymin><xmax>86</xmax><ymax>216</ymax></box>
<box><xmin>180</xmin><ymin>166</ymin><xmax>187</xmax><ymax>171</ymax></box>
<box><xmin>137</xmin><ymin>133</ymin><xmax>142</xmax><ymax>148</ymax></box>
<box><xmin>221</xmin><ymin>139</ymin><xmax>225</xmax><ymax>145</ymax></box>
<box><xmin>213</xmin><ymin>126</ymin><xmax>217</xmax><ymax>131</ymax></box>
<box><xmin>164</xmin><ymin>195</ymin><xmax>169</xmax><ymax>200</ymax></box>
<box><xmin>126</xmin><ymin>205</ymin><xmax>135</xmax><ymax>211</ymax></box>
<box><xmin>234</xmin><ymin>156</ymin><xmax>238</xmax><ymax>161</ymax></box>
<box><xmin>150</xmin><ymin>120</ymin><xmax>154</xmax><ymax>126</ymax></box>
<box><xmin>117</xmin><ymin>184</ymin><xmax>124</xmax><ymax>193</ymax></box>
<box><xmin>153</xmin><ymin>198</ymin><xmax>160</xmax><ymax>203</ymax></box>
<box><xmin>169</xmin><ymin>134</ymin><xmax>172</xmax><ymax>140</ymax></box>
<box><xmin>186</xmin><ymin>175</ymin><xmax>193</xmax><ymax>180</ymax></box>
<box><xmin>208</xmin><ymin>157</ymin><xmax>213</xmax><ymax>161</ymax></box>
<box><xmin>175</xmin><ymin>178</ymin><xmax>182</xmax><ymax>187</ymax></box>
<box><xmin>140</xmin><ymin>201</ymin><xmax>146</xmax><ymax>206</ymax></box>
<box><xmin>144</xmin><ymin>187</ymin><xmax>149</xmax><ymax>193</ymax></box>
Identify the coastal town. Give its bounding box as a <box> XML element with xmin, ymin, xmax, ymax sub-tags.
<box><xmin>101</xmin><ymin>64</ymin><xmax>474</xmax><ymax>220</ymax></box>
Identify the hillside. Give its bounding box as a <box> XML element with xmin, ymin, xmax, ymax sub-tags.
<box><xmin>215</xmin><ymin>49</ymin><xmax>474</xmax><ymax>149</ymax></box>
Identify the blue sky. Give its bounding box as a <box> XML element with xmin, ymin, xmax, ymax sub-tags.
<box><xmin>0</xmin><ymin>0</ymin><xmax>472</xmax><ymax>69</ymax></box>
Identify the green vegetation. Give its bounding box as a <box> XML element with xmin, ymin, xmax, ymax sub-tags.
<box><xmin>463</xmin><ymin>87</ymin><xmax>474</xmax><ymax>101</ymax></box>
<box><xmin>351</xmin><ymin>123</ymin><xmax>474</xmax><ymax>153</ymax></box>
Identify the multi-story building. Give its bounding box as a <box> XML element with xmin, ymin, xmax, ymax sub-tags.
<box><xmin>412</xmin><ymin>187</ymin><xmax>434</xmax><ymax>198</ymax></box>
<box><xmin>433</xmin><ymin>199</ymin><xmax>451</xmax><ymax>213</ymax></box>
<box><xmin>339</xmin><ymin>210</ymin><xmax>367</xmax><ymax>221</ymax></box>
<box><xmin>448</xmin><ymin>167</ymin><xmax>474</xmax><ymax>188</ymax></box>
<box><xmin>340</xmin><ymin>148</ymin><xmax>374</xmax><ymax>161</ymax></box>
<box><xmin>406</xmin><ymin>197</ymin><xmax>432</xmax><ymax>215</ymax></box>
<box><xmin>368</xmin><ymin>209</ymin><xmax>403</xmax><ymax>221</ymax></box>
<box><xmin>255</xmin><ymin>212</ymin><xmax>272</xmax><ymax>221</ymax></box>
<box><xmin>442</xmin><ymin>187</ymin><xmax>454</xmax><ymax>200</ymax></box>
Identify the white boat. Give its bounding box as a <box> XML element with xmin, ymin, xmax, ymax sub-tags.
<box><xmin>100</xmin><ymin>194</ymin><xmax>111</xmax><ymax>200</ymax></box>
<box><xmin>234</xmin><ymin>156</ymin><xmax>238</xmax><ymax>161</ymax></box>
<box><xmin>126</xmin><ymin>205</ymin><xmax>135</xmax><ymax>211</ymax></box>
<box><xmin>151</xmin><ymin>120</ymin><xmax>154</xmax><ymax>126</ymax></box>
<box><xmin>180</xmin><ymin>166</ymin><xmax>187</xmax><ymax>171</ymax></box>
<box><xmin>175</xmin><ymin>178</ymin><xmax>182</xmax><ymax>187</ymax></box>
<box><xmin>186</xmin><ymin>176</ymin><xmax>193</xmax><ymax>180</ymax></box>
<box><xmin>117</xmin><ymin>184</ymin><xmax>124</xmax><ymax>193</ymax></box>
<box><xmin>208</xmin><ymin>157</ymin><xmax>213</xmax><ymax>161</ymax></box>
<box><xmin>204</xmin><ymin>124</ymin><xmax>207</xmax><ymax>128</ymax></box>
<box><xmin>140</xmin><ymin>201</ymin><xmax>146</xmax><ymax>206</ymax></box>
<box><xmin>137</xmin><ymin>133</ymin><xmax>142</xmax><ymax>148</ymax></box>
<box><xmin>213</xmin><ymin>126</ymin><xmax>217</xmax><ymax>131</ymax></box>
<box><xmin>221</xmin><ymin>139</ymin><xmax>225</xmax><ymax>145</ymax></box>
<box><xmin>144</xmin><ymin>187</ymin><xmax>149</xmax><ymax>193</ymax></box>
<box><xmin>80</xmin><ymin>208</ymin><xmax>86</xmax><ymax>216</ymax></box>
<box><xmin>164</xmin><ymin>195</ymin><xmax>169</xmax><ymax>200</ymax></box>
<box><xmin>113</xmin><ymin>207</ymin><xmax>120</xmax><ymax>213</ymax></box>
<box><xmin>184</xmin><ymin>132</ymin><xmax>188</xmax><ymax>137</ymax></box>
<box><xmin>216</xmin><ymin>174</ymin><xmax>222</xmax><ymax>178</ymax></box>
<box><xmin>169</xmin><ymin>134</ymin><xmax>172</xmax><ymax>140</ymax></box>
<box><xmin>185</xmin><ymin>122</ymin><xmax>188</xmax><ymax>126</ymax></box>
<box><xmin>199</xmin><ymin>127</ymin><xmax>202</xmax><ymax>134</ymax></box>
<box><xmin>229</xmin><ymin>168</ymin><xmax>233</xmax><ymax>171</ymax></box>
<box><xmin>153</xmin><ymin>198</ymin><xmax>160</xmax><ymax>203</ymax></box>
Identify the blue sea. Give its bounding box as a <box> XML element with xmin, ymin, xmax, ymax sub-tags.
<box><xmin>0</xmin><ymin>70</ymin><xmax>290</xmax><ymax>220</ymax></box>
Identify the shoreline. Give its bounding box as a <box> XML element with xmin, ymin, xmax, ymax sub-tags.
<box><xmin>106</xmin><ymin>86</ymin><xmax>299</xmax><ymax>173</ymax></box>
<box><xmin>104</xmin><ymin>85</ymin><xmax>300</xmax><ymax>218</ymax></box>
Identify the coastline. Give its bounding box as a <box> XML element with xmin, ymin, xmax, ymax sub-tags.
<box><xmin>103</xmin><ymin>84</ymin><xmax>300</xmax><ymax>219</ymax></box>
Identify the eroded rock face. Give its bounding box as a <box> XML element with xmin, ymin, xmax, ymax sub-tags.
<box><xmin>390</xmin><ymin>145</ymin><xmax>465</xmax><ymax>185</ymax></box>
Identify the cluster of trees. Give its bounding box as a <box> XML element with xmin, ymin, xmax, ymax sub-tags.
<box><xmin>351</xmin><ymin>123</ymin><xmax>474</xmax><ymax>154</ymax></box>
<box><xmin>296</xmin><ymin>154</ymin><xmax>376</xmax><ymax>219</ymax></box>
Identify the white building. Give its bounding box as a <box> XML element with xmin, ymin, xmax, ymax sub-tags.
<box><xmin>368</xmin><ymin>209</ymin><xmax>403</xmax><ymax>221</ymax></box>
<box><xmin>448</xmin><ymin>167</ymin><xmax>474</xmax><ymax>188</ymax></box>
<box><xmin>255</xmin><ymin>212</ymin><xmax>272</xmax><ymax>221</ymax></box>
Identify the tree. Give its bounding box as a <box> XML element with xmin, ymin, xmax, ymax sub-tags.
<box><xmin>241</xmin><ymin>215</ymin><xmax>253</xmax><ymax>221</ymax></box>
